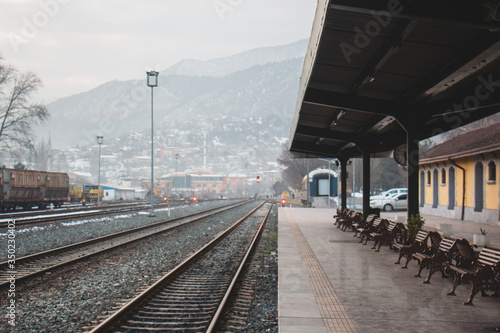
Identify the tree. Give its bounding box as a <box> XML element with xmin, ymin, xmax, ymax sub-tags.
<box><xmin>277</xmin><ymin>143</ymin><xmax>333</xmax><ymax>190</ymax></box>
<box><xmin>0</xmin><ymin>56</ymin><xmax>49</xmax><ymax>155</ymax></box>
<box><xmin>13</xmin><ymin>161</ymin><xmax>26</xmax><ymax>169</ymax></box>
<box><xmin>31</xmin><ymin>137</ymin><xmax>53</xmax><ymax>171</ymax></box>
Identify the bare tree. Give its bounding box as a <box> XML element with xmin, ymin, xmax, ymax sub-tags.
<box><xmin>32</xmin><ymin>137</ymin><xmax>53</xmax><ymax>171</ymax></box>
<box><xmin>277</xmin><ymin>143</ymin><xmax>333</xmax><ymax>190</ymax></box>
<box><xmin>0</xmin><ymin>56</ymin><xmax>49</xmax><ymax>155</ymax></box>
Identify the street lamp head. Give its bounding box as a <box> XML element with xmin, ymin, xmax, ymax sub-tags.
<box><xmin>96</xmin><ymin>136</ymin><xmax>103</xmax><ymax>145</ymax></box>
<box><xmin>146</xmin><ymin>71</ymin><xmax>159</xmax><ymax>87</ymax></box>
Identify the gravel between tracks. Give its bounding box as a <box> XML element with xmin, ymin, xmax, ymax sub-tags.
<box><xmin>0</xmin><ymin>200</ymin><xmax>238</xmax><ymax>261</ymax></box>
<box><xmin>0</xmin><ymin>200</ymin><xmax>261</xmax><ymax>332</ymax></box>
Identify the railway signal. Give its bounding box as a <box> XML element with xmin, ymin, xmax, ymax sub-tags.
<box><xmin>281</xmin><ymin>199</ymin><xmax>286</xmax><ymax>207</ymax></box>
<box><xmin>82</xmin><ymin>198</ymin><xmax>86</xmax><ymax>206</ymax></box>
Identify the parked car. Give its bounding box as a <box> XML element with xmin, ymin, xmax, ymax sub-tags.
<box><xmin>370</xmin><ymin>193</ymin><xmax>407</xmax><ymax>212</ymax></box>
<box><xmin>369</xmin><ymin>188</ymin><xmax>407</xmax><ymax>201</ymax></box>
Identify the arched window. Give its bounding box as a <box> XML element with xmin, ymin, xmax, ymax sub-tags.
<box><xmin>420</xmin><ymin>171</ymin><xmax>425</xmax><ymax>207</ymax></box>
<box><xmin>432</xmin><ymin>169</ymin><xmax>439</xmax><ymax>208</ymax></box>
<box><xmin>488</xmin><ymin>161</ymin><xmax>497</xmax><ymax>182</ymax></box>
<box><xmin>474</xmin><ymin>162</ymin><xmax>484</xmax><ymax>212</ymax></box>
<box><xmin>441</xmin><ymin>169</ymin><xmax>446</xmax><ymax>184</ymax></box>
<box><xmin>427</xmin><ymin>171</ymin><xmax>431</xmax><ymax>185</ymax></box>
<box><xmin>448</xmin><ymin>167</ymin><xmax>455</xmax><ymax>210</ymax></box>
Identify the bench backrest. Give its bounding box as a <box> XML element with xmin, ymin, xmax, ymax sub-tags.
<box><xmin>477</xmin><ymin>247</ymin><xmax>500</xmax><ymax>268</ymax></box>
<box><xmin>438</xmin><ymin>237</ymin><xmax>459</xmax><ymax>253</ymax></box>
<box><xmin>387</xmin><ymin>221</ymin><xmax>397</xmax><ymax>231</ymax></box>
<box><xmin>429</xmin><ymin>232</ymin><xmax>443</xmax><ymax>249</ymax></box>
<box><xmin>415</xmin><ymin>230</ymin><xmax>429</xmax><ymax>243</ymax></box>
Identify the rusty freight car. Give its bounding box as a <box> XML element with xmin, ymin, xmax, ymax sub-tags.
<box><xmin>0</xmin><ymin>168</ymin><xmax>69</xmax><ymax>210</ymax></box>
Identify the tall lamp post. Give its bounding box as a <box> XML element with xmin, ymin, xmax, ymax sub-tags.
<box><xmin>97</xmin><ymin>136</ymin><xmax>103</xmax><ymax>205</ymax></box>
<box><xmin>147</xmin><ymin>70</ymin><xmax>159</xmax><ymax>217</ymax></box>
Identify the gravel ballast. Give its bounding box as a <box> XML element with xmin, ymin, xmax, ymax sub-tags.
<box><xmin>0</xmin><ymin>200</ymin><xmax>263</xmax><ymax>332</ymax></box>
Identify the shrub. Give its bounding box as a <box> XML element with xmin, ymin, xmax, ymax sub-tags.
<box><xmin>406</xmin><ymin>213</ymin><xmax>425</xmax><ymax>241</ymax></box>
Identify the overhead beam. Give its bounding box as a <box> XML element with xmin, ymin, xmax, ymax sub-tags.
<box><xmin>304</xmin><ymin>88</ymin><xmax>399</xmax><ymax>117</ymax></box>
<box><xmin>289</xmin><ymin>141</ymin><xmax>340</xmax><ymax>158</ymax></box>
<box><xmin>329</xmin><ymin>0</ymin><xmax>500</xmax><ymax>31</ymax></box>
<box><xmin>295</xmin><ymin>125</ymin><xmax>359</xmax><ymax>144</ymax></box>
<box><xmin>350</xmin><ymin>19</ymin><xmax>418</xmax><ymax>95</ymax></box>
<box><xmin>403</xmin><ymin>37</ymin><xmax>500</xmax><ymax>103</ymax></box>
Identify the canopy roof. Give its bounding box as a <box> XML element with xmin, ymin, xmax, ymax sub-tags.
<box><xmin>289</xmin><ymin>0</ymin><xmax>500</xmax><ymax>159</ymax></box>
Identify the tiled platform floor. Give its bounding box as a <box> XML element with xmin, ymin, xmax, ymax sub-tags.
<box><xmin>278</xmin><ymin>208</ymin><xmax>500</xmax><ymax>333</ymax></box>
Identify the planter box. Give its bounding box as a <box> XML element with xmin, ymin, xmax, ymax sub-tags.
<box><xmin>473</xmin><ymin>234</ymin><xmax>489</xmax><ymax>247</ymax></box>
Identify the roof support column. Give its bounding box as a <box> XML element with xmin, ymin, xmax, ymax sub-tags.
<box><xmin>338</xmin><ymin>158</ymin><xmax>348</xmax><ymax>211</ymax></box>
<box><xmin>407</xmin><ymin>128</ymin><xmax>420</xmax><ymax>220</ymax></box>
<box><xmin>362</xmin><ymin>150</ymin><xmax>371</xmax><ymax>219</ymax></box>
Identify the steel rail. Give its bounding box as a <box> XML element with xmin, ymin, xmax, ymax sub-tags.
<box><xmin>88</xmin><ymin>201</ymin><xmax>269</xmax><ymax>333</ymax></box>
<box><xmin>206</xmin><ymin>202</ymin><xmax>273</xmax><ymax>332</ymax></box>
<box><xmin>0</xmin><ymin>200</ymin><xmax>250</xmax><ymax>288</ymax></box>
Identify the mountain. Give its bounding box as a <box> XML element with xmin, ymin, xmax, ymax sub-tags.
<box><xmin>163</xmin><ymin>39</ymin><xmax>308</xmax><ymax>77</ymax></box>
<box><xmin>39</xmin><ymin>39</ymin><xmax>307</xmax><ymax>150</ymax></box>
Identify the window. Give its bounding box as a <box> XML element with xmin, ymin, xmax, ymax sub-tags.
<box><xmin>432</xmin><ymin>169</ymin><xmax>439</xmax><ymax>208</ymax></box>
<box><xmin>488</xmin><ymin>161</ymin><xmax>496</xmax><ymax>183</ymax></box>
<box><xmin>448</xmin><ymin>167</ymin><xmax>455</xmax><ymax>210</ymax></box>
<box><xmin>474</xmin><ymin>162</ymin><xmax>484</xmax><ymax>212</ymax></box>
<box><xmin>420</xmin><ymin>171</ymin><xmax>425</xmax><ymax>207</ymax></box>
<box><xmin>426</xmin><ymin>171</ymin><xmax>431</xmax><ymax>186</ymax></box>
<box><xmin>441</xmin><ymin>169</ymin><xmax>446</xmax><ymax>185</ymax></box>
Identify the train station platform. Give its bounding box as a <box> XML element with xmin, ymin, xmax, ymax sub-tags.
<box><xmin>278</xmin><ymin>207</ymin><xmax>500</xmax><ymax>333</ymax></box>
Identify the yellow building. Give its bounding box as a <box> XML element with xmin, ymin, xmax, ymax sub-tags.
<box><xmin>419</xmin><ymin>122</ymin><xmax>500</xmax><ymax>225</ymax></box>
<box><xmin>159</xmin><ymin>171</ymin><xmax>226</xmax><ymax>197</ymax></box>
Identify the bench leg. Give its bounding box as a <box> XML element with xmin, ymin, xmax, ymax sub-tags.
<box><xmin>423</xmin><ymin>266</ymin><xmax>443</xmax><ymax>284</ymax></box>
<box><xmin>394</xmin><ymin>252</ymin><xmax>403</xmax><ymax>264</ymax></box>
<box><xmin>414</xmin><ymin>260</ymin><xmax>427</xmax><ymax>278</ymax></box>
<box><xmin>402</xmin><ymin>255</ymin><xmax>412</xmax><ymax>269</ymax></box>
<box><xmin>447</xmin><ymin>273</ymin><xmax>461</xmax><ymax>296</ymax></box>
<box><xmin>464</xmin><ymin>282</ymin><xmax>480</xmax><ymax>306</ymax></box>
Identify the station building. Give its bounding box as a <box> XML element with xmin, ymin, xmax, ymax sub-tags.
<box><xmin>419</xmin><ymin>121</ymin><xmax>500</xmax><ymax>225</ymax></box>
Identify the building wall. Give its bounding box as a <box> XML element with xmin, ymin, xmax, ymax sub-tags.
<box><xmin>419</xmin><ymin>151</ymin><xmax>499</xmax><ymax>225</ymax></box>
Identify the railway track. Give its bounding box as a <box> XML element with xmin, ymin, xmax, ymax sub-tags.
<box><xmin>0</xmin><ymin>200</ymin><xmax>196</xmax><ymax>229</ymax></box>
<box><xmin>87</xmin><ymin>202</ymin><xmax>272</xmax><ymax>332</ymax></box>
<box><xmin>0</xmin><ymin>200</ymin><xmax>250</xmax><ymax>288</ymax></box>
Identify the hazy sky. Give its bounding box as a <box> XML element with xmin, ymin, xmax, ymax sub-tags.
<box><xmin>0</xmin><ymin>0</ymin><xmax>318</xmax><ymax>103</ymax></box>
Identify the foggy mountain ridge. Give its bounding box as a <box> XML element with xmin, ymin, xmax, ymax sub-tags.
<box><xmin>162</xmin><ymin>39</ymin><xmax>308</xmax><ymax>77</ymax></box>
<box><xmin>38</xmin><ymin>40</ymin><xmax>307</xmax><ymax>150</ymax></box>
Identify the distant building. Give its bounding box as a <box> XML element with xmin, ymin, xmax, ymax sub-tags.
<box><xmin>159</xmin><ymin>171</ymin><xmax>226</xmax><ymax>196</ymax></box>
<box><xmin>419</xmin><ymin>122</ymin><xmax>500</xmax><ymax>225</ymax></box>
<box><xmin>102</xmin><ymin>186</ymin><xmax>137</xmax><ymax>201</ymax></box>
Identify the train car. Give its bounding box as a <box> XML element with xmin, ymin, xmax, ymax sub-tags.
<box><xmin>0</xmin><ymin>168</ymin><xmax>69</xmax><ymax>210</ymax></box>
<box><xmin>40</xmin><ymin>171</ymin><xmax>69</xmax><ymax>208</ymax></box>
<box><xmin>83</xmin><ymin>184</ymin><xmax>103</xmax><ymax>202</ymax></box>
<box><xmin>0</xmin><ymin>168</ymin><xmax>42</xmax><ymax>210</ymax></box>
<box><xmin>303</xmin><ymin>168</ymin><xmax>339</xmax><ymax>197</ymax></box>
<box><xmin>69</xmin><ymin>184</ymin><xmax>83</xmax><ymax>202</ymax></box>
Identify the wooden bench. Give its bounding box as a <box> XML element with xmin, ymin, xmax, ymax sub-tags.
<box><xmin>352</xmin><ymin>214</ymin><xmax>377</xmax><ymax>237</ymax></box>
<box><xmin>360</xmin><ymin>218</ymin><xmax>389</xmax><ymax>245</ymax></box>
<box><xmin>412</xmin><ymin>236</ymin><xmax>461</xmax><ymax>284</ymax></box>
<box><xmin>336</xmin><ymin>210</ymin><xmax>356</xmax><ymax>230</ymax></box>
<box><xmin>371</xmin><ymin>221</ymin><xmax>405</xmax><ymax>252</ymax></box>
<box><xmin>393</xmin><ymin>230</ymin><xmax>441</xmax><ymax>269</ymax></box>
<box><xmin>340</xmin><ymin>211</ymin><xmax>363</xmax><ymax>232</ymax></box>
<box><xmin>447</xmin><ymin>245</ymin><xmax>500</xmax><ymax>305</ymax></box>
<box><xmin>334</xmin><ymin>208</ymin><xmax>350</xmax><ymax>226</ymax></box>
